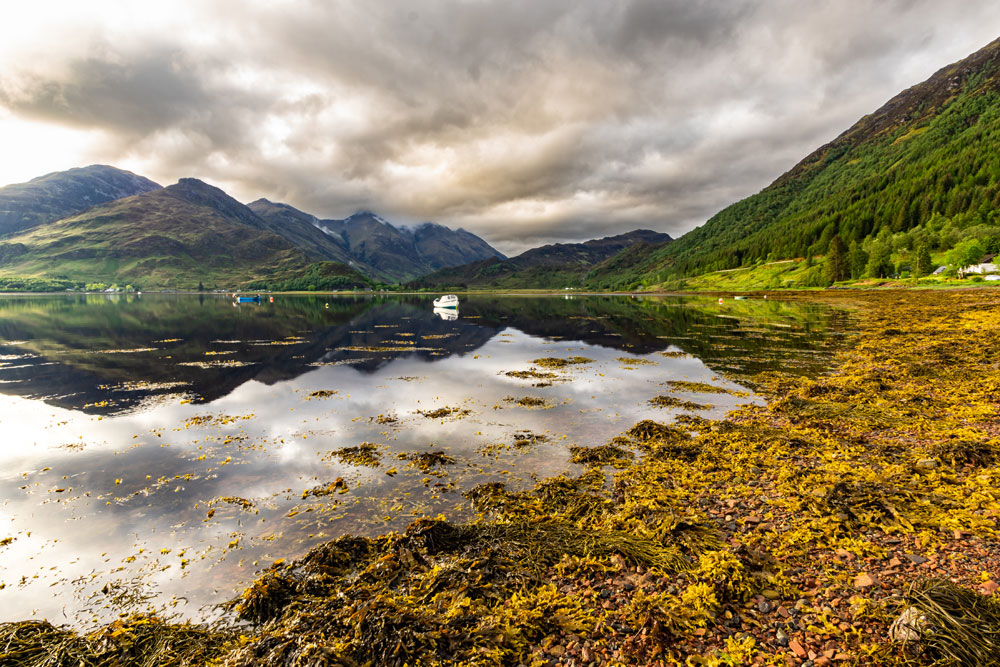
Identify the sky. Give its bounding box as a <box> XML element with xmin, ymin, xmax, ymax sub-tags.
<box><xmin>0</xmin><ymin>1</ymin><xmax>997</xmax><ymax>256</ymax></box>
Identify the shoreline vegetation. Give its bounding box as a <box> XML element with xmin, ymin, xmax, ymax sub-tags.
<box><xmin>2</xmin><ymin>290</ymin><xmax>1000</xmax><ymax>665</ymax></box>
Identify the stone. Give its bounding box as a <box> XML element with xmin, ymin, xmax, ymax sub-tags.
<box><xmin>903</xmin><ymin>554</ymin><xmax>929</xmax><ymax>565</ymax></box>
<box><xmin>548</xmin><ymin>645</ymin><xmax>565</xmax><ymax>657</ymax></box>
<box><xmin>981</xmin><ymin>580</ymin><xmax>999</xmax><ymax>595</ymax></box>
<box><xmin>581</xmin><ymin>645</ymin><xmax>594</xmax><ymax>662</ymax></box>
<box><xmin>758</xmin><ymin>599</ymin><xmax>772</xmax><ymax>613</ymax></box>
<box><xmin>854</xmin><ymin>573</ymin><xmax>878</xmax><ymax>589</ymax></box>
<box><xmin>762</xmin><ymin>589</ymin><xmax>781</xmax><ymax>600</ymax></box>
<box><xmin>890</xmin><ymin>606</ymin><xmax>929</xmax><ymax>642</ymax></box>
<box><xmin>788</xmin><ymin>639</ymin><xmax>807</xmax><ymax>658</ymax></box>
<box><xmin>775</xmin><ymin>628</ymin><xmax>789</xmax><ymax>647</ymax></box>
<box><xmin>916</xmin><ymin>458</ymin><xmax>938</xmax><ymax>470</ymax></box>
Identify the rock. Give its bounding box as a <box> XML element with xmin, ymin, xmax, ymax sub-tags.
<box><xmin>890</xmin><ymin>606</ymin><xmax>929</xmax><ymax>642</ymax></box>
<box><xmin>788</xmin><ymin>639</ymin><xmax>807</xmax><ymax>658</ymax></box>
<box><xmin>903</xmin><ymin>554</ymin><xmax>929</xmax><ymax>565</ymax></box>
<box><xmin>762</xmin><ymin>589</ymin><xmax>781</xmax><ymax>600</ymax></box>
<box><xmin>916</xmin><ymin>458</ymin><xmax>938</xmax><ymax>470</ymax></box>
<box><xmin>982</xmin><ymin>580</ymin><xmax>999</xmax><ymax>595</ymax></box>
<box><xmin>548</xmin><ymin>645</ymin><xmax>565</xmax><ymax>657</ymax></box>
<box><xmin>775</xmin><ymin>628</ymin><xmax>789</xmax><ymax>647</ymax></box>
<box><xmin>581</xmin><ymin>645</ymin><xmax>594</xmax><ymax>662</ymax></box>
<box><xmin>854</xmin><ymin>573</ymin><xmax>878</xmax><ymax>589</ymax></box>
<box><xmin>758</xmin><ymin>599</ymin><xmax>772</xmax><ymax>613</ymax></box>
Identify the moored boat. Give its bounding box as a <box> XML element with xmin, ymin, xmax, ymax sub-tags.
<box><xmin>433</xmin><ymin>294</ymin><xmax>459</xmax><ymax>309</ymax></box>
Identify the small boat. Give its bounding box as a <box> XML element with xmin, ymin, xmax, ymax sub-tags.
<box><xmin>236</xmin><ymin>295</ymin><xmax>261</xmax><ymax>303</ymax></box>
<box><xmin>734</xmin><ymin>296</ymin><xmax>748</xmax><ymax>301</ymax></box>
<box><xmin>433</xmin><ymin>294</ymin><xmax>459</xmax><ymax>309</ymax></box>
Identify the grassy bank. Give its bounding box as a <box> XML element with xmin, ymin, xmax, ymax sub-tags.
<box><xmin>2</xmin><ymin>290</ymin><xmax>999</xmax><ymax>666</ymax></box>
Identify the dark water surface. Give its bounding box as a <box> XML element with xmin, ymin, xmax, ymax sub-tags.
<box><xmin>0</xmin><ymin>293</ymin><xmax>853</xmax><ymax>624</ymax></box>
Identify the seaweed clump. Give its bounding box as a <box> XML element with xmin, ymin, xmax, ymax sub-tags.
<box><xmin>531</xmin><ymin>356</ymin><xmax>593</xmax><ymax>369</ymax></box>
<box><xmin>324</xmin><ymin>442</ymin><xmax>382</xmax><ymax>467</ymax></box>
<box><xmin>569</xmin><ymin>443</ymin><xmax>635</xmax><ymax>468</ymax></box>
<box><xmin>649</xmin><ymin>395</ymin><xmax>713</xmax><ymax>410</ymax></box>
<box><xmin>885</xmin><ymin>579</ymin><xmax>1000</xmax><ymax>666</ymax></box>
<box><xmin>503</xmin><ymin>395</ymin><xmax>551</xmax><ymax>408</ymax></box>
<box><xmin>416</xmin><ymin>406</ymin><xmax>471</xmax><ymax>419</ymax></box>
<box><xmin>401</xmin><ymin>450</ymin><xmax>456</xmax><ymax>474</ymax></box>
<box><xmin>0</xmin><ymin>616</ymin><xmax>233</xmax><ymax>667</ymax></box>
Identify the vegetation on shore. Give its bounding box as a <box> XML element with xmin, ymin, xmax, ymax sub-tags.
<box><xmin>2</xmin><ymin>290</ymin><xmax>999</xmax><ymax>666</ymax></box>
<box><xmin>625</xmin><ymin>37</ymin><xmax>1000</xmax><ymax>286</ymax></box>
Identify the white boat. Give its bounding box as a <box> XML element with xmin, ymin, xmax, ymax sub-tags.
<box><xmin>433</xmin><ymin>294</ymin><xmax>459</xmax><ymax>309</ymax></box>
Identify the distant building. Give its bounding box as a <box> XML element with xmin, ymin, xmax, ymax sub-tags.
<box><xmin>932</xmin><ymin>266</ymin><xmax>947</xmax><ymax>275</ymax></box>
<box><xmin>959</xmin><ymin>254</ymin><xmax>998</xmax><ymax>278</ymax></box>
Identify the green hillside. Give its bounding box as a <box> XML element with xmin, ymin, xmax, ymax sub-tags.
<box><xmin>0</xmin><ymin>180</ymin><xmax>310</xmax><ymax>289</ymax></box>
<box><xmin>622</xmin><ymin>36</ymin><xmax>1000</xmax><ymax>286</ymax></box>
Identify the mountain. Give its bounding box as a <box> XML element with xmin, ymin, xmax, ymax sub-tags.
<box><xmin>0</xmin><ymin>169</ymin><xmax>505</xmax><ymax>288</ymax></box>
<box><xmin>408</xmin><ymin>229</ymin><xmax>671</xmax><ymax>289</ymax></box>
<box><xmin>630</xmin><ymin>36</ymin><xmax>1000</xmax><ymax>283</ymax></box>
<box><xmin>249</xmin><ymin>202</ymin><xmax>505</xmax><ymax>282</ymax></box>
<box><xmin>0</xmin><ymin>178</ymin><xmax>312</xmax><ymax>288</ymax></box>
<box><xmin>0</xmin><ymin>165</ymin><xmax>161</xmax><ymax>237</ymax></box>
<box><xmin>246</xmin><ymin>199</ymin><xmax>364</xmax><ymax>269</ymax></box>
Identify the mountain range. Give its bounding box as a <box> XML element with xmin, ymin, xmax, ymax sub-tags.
<box><xmin>409</xmin><ymin>229</ymin><xmax>671</xmax><ymax>290</ymax></box>
<box><xmin>4</xmin><ymin>37</ymin><xmax>999</xmax><ymax>291</ymax></box>
<box><xmin>0</xmin><ymin>167</ymin><xmax>506</xmax><ymax>288</ymax></box>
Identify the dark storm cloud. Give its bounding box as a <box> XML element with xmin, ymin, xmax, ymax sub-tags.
<box><xmin>0</xmin><ymin>0</ymin><xmax>997</xmax><ymax>254</ymax></box>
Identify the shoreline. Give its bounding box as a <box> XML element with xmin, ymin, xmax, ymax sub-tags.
<box><xmin>2</xmin><ymin>290</ymin><xmax>999</xmax><ymax>665</ymax></box>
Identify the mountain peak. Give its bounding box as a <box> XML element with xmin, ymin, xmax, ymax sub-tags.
<box><xmin>0</xmin><ymin>165</ymin><xmax>162</xmax><ymax>236</ymax></box>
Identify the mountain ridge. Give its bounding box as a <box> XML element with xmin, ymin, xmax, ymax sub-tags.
<box><xmin>0</xmin><ymin>169</ymin><xmax>506</xmax><ymax>288</ymax></box>
<box><xmin>0</xmin><ymin>165</ymin><xmax>162</xmax><ymax>237</ymax></box>
<box><xmin>625</xmin><ymin>36</ymin><xmax>1000</xmax><ymax>284</ymax></box>
<box><xmin>409</xmin><ymin>229</ymin><xmax>671</xmax><ymax>289</ymax></box>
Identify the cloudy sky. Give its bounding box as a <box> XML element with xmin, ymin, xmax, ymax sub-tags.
<box><xmin>0</xmin><ymin>1</ymin><xmax>997</xmax><ymax>255</ymax></box>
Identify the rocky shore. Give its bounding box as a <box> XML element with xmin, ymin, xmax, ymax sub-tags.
<box><xmin>2</xmin><ymin>290</ymin><xmax>999</xmax><ymax>666</ymax></box>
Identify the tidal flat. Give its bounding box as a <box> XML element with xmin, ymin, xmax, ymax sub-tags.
<box><xmin>3</xmin><ymin>291</ymin><xmax>997</xmax><ymax>666</ymax></box>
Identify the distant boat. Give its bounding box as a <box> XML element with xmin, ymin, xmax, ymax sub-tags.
<box><xmin>236</xmin><ymin>295</ymin><xmax>261</xmax><ymax>303</ymax></box>
<box><xmin>433</xmin><ymin>294</ymin><xmax>459</xmax><ymax>309</ymax></box>
<box><xmin>734</xmin><ymin>296</ymin><xmax>748</xmax><ymax>300</ymax></box>
<box><xmin>433</xmin><ymin>307</ymin><xmax>458</xmax><ymax>321</ymax></box>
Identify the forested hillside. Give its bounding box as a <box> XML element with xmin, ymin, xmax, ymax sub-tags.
<box><xmin>632</xmin><ymin>37</ymin><xmax>1000</xmax><ymax>284</ymax></box>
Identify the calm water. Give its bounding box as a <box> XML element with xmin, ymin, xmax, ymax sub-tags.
<box><xmin>0</xmin><ymin>293</ymin><xmax>853</xmax><ymax>625</ymax></box>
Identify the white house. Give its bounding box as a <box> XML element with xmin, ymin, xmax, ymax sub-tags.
<box><xmin>962</xmin><ymin>262</ymin><xmax>998</xmax><ymax>274</ymax></box>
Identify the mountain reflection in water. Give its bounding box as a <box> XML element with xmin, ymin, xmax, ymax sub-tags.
<box><xmin>0</xmin><ymin>294</ymin><xmax>851</xmax><ymax>414</ymax></box>
<box><xmin>0</xmin><ymin>294</ymin><xmax>854</xmax><ymax>625</ymax></box>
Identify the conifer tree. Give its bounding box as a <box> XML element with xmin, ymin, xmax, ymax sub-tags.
<box><xmin>915</xmin><ymin>245</ymin><xmax>933</xmax><ymax>277</ymax></box>
<box><xmin>826</xmin><ymin>234</ymin><xmax>847</xmax><ymax>282</ymax></box>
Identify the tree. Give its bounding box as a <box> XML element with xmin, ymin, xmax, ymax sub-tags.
<box><xmin>865</xmin><ymin>237</ymin><xmax>894</xmax><ymax>278</ymax></box>
<box><xmin>826</xmin><ymin>234</ymin><xmax>848</xmax><ymax>282</ymax></box>
<box><xmin>848</xmin><ymin>241</ymin><xmax>868</xmax><ymax>279</ymax></box>
<box><xmin>915</xmin><ymin>244</ymin><xmax>933</xmax><ymax>277</ymax></box>
<box><xmin>197</xmin><ymin>281</ymin><xmax>205</xmax><ymax>292</ymax></box>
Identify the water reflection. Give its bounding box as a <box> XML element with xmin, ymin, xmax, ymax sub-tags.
<box><xmin>0</xmin><ymin>294</ymin><xmax>854</xmax><ymax>625</ymax></box>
